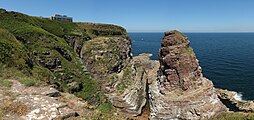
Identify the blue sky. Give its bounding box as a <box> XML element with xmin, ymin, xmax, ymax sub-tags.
<box><xmin>1</xmin><ymin>0</ymin><xmax>254</xmax><ymax>32</ymax></box>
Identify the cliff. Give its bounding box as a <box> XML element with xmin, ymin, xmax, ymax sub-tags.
<box><xmin>0</xmin><ymin>8</ymin><xmax>157</xmax><ymax>119</ymax></box>
<box><xmin>1</xmin><ymin>8</ymin><xmax>252</xmax><ymax>120</ymax></box>
<box><xmin>149</xmin><ymin>30</ymin><xmax>226</xmax><ymax>119</ymax></box>
<box><xmin>0</xmin><ymin>8</ymin><xmax>129</xmax><ymax>119</ymax></box>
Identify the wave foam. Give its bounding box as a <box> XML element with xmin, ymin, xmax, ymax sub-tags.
<box><xmin>232</xmin><ymin>91</ymin><xmax>243</xmax><ymax>101</ymax></box>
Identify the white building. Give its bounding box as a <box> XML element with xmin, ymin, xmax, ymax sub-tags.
<box><xmin>50</xmin><ymin>14</ymin><xmax>73</xmax><ymax>22</ymax></box>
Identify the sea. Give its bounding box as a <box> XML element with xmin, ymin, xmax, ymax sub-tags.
<box><xmin>129</xmin><ymin>32</ymin><xmax>254</xmax><ymax>100</ymax></box>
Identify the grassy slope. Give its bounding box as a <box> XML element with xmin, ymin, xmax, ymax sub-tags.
<box><xmin>0</xmin><ymin>8</ymin><xmax>126</xmax><ymax>116</ymax></box>
<box><xmin>0</xmin><ymin>28</ymin><xmax>28</xmax><ymax>68</ymax></box>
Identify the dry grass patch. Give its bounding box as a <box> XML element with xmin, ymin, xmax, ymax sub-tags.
<box><xmin>0</xmin><ymin>100</ymin><xmax>30</xmax><ymax>117</ymax></box>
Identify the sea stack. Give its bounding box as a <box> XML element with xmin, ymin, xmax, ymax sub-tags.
<box><xmin>149</xmin><ymin>30</ymin><xmax>226</xmax><ymax>119</ymax></box>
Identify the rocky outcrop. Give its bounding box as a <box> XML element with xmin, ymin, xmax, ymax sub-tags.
<box><xmin>80</xmin><ymin>34</ymin><xmax>157</xmax><ymax>116</ymax></box>
<box><xmin>109</xmin><ymin>53</ymin><xmax>159</xmax><ymax>116</ymax></box>
<box><xmin>63</xmin><ymin>35</ymin><xmax>90</xmax><ymax>56</ymax></box>
<box><xmin>149</xmin><ymin>30</ymin><xmax>226</xmax><ymax>119</ymax></box>
<box><xmin>81</xmin><ymin>36</ymin><xmax>132</xmax><ymax>78</ymax></box>
<box><xmin>217</xmin><ymin>89</ymin><xmax>254</xmax><ymax>112</ymax></box>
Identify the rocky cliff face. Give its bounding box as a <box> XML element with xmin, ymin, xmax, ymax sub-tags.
<box><xmin>0</xmin><ymin>8</ymin><xmax>235</xmax><ymax>119</ymax></box>
<box><xmin>80</xmin><ymin>35</ymin><xmax>155</xmax><ymax>116</ymax></box>
<box><xmin>149</xmin><ymin>30</ymin><xmax>226</xmax><ymax>119</ymax></box>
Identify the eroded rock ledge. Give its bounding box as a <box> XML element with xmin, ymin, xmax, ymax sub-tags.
<box><xmin>217</xmin><ymin>89</ymin><xmax>254</xmax><ymax>112</ymax></box>
<box><xmin>149</xmin><ymin>30</ymin><xmax>227</xmax><ymax>120</ymax></box>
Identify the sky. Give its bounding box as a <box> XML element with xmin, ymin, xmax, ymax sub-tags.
<box><xmin>1</xmin><ymin>0</ymin><xmax>254</xmax><ymax>32</ymax></box>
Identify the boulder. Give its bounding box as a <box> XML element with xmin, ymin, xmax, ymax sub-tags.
<box><xmin>54</xmin><ymin>46</ymin><xmax>72</xmax><ymax>61</ymax></box>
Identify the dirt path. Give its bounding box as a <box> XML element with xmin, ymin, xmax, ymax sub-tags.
<box><xmin>0</xmin><ymin>79</ymin><xmax>88</xmax><ymax>120</ymax></box>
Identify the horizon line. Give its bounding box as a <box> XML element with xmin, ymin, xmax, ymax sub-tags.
<box><xmin>127</xmin><ymin>31</ymin><xmax>254</xmax><ymax>33</ymax></box>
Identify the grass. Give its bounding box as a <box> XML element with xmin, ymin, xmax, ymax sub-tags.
<box><xmin>19</xmin><ymin>77</ymin><xmax>38</xmax><ymax>87</ymax></box>
<box><xmin>74</xmin><ymin>75</ymin><xmax>101</xmax><ymax>105</ymax></box>
<box><xmin>0</xmin><ymin>28</ymin><xmax>28</xmax><ymax>69</ymax></box>
<box><xmin>0</xmin><ymin>79</ymin><xmax>12</xmax><ymax>88</ymax></box>
<box><xmin>89</xmin><ymin>97</ymin><xmax>116</xmax><ymax>120</ymax></box>
<box><xmin>172</xmin><ymin>30</ymin><xmax>187</xmax><ymax>37</ymax></box>
<box><xmin>0</xmin><ymin>100</ymin><xmax>29</xmax><ymax>117</ymax></box>
<box><xmin>0</xmin><ymin>9</ymin><xmax>128</xmax><ymax>118</ymax></box>
<box><xmin>116</xmin><ymin>63</ymin><xmax>132</xmax><ymax>94</ymax></box>
<box><xmin>77</xmin><ymin>22</ymin><xmax>127</xmax><ymax>38</ymax></box>
<box><xmin>0</xmin><ymin>9</ymin><xmax>96</xmax><ymax>99</ymax></box>
<box><xmin>0</xmin><ymin>66</ymin><xmax>27</xmax><ymax>80</ymax></box>
<box><xmin>181</xmin><ymin>47</ymin><xmax>194</xmax><ymax>56</ymax></box>
<box><xmin>186</xmin><ymin>47</ymin><xmax>194</xmax><ymax>55</ymax></box>
<box><xmin>98</xmin><ymin>101</ymin><xmax>114</xmax><ymax>114</ymax></box>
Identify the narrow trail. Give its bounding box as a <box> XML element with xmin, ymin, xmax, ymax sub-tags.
<box><xmin>0</xmin><ymin>79</ymin><xmax>91</xmax><ymax>120</ymax></box>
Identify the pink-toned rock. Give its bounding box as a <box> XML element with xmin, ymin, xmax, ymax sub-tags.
<box><xmin>149</xmin><ymin>30</ymin><xmax>227</xmax><ymax>120</ymax></box>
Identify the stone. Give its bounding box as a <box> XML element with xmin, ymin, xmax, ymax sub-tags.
<box><xmin>61</xmin><ymin>112</ymin><xmax>79</xmax><ymax>120</ymax></box>
<box><xmin>38</xmin><ymin>58</ymin><xmax>61</xmax><ymax>70</ymax></box>
<box><xmin>46</xmin><ymin>91</ymin><xmax>61</xmax><ymax>97</ymax></box>
<box><xmin>149</xmin><ymin>30</ymin><xmax>227</xmax><ymax>120</ymax></box>
<box><xmin>0</xmin><ymin>79</ymin><xmax>86</xmax><ymax>120</ymax></box>
<box><xmin>63</xmin><ymin>35</ymin><xmax>90</xmax><ymax>55</ymax></box>
<box><xmin>217</xmin><ymin>89</ymin><xmax>254</xmax><ymax>112</ymax></box>
<box><xmin>54</xmin><ymin>46</ymin><xmax>72</xmax><ymax>61</ymax></box>
<box><xmin>67</xmin><ymin>82</ymin><xmax>82</xmax><ymax>93</ymax></box>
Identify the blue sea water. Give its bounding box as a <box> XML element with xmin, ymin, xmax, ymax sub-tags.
<box><xmin>129</xmin><ymin>32</ymin><xmax>254</xmax><ymax>100</ymax></box>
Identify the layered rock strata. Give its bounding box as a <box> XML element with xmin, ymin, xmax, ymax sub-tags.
<box><xmin>149</xmin><ymin>30</ymin><xmax>226</xmax><ymax>119</ymax></box>
<box><xmin>81</xmin><ymin>36</ymin><xmax>156</xmax><ymax>116</ymax></box>
<box><xmin>217</xmin><ymin>89</ymin><xmax>254</xmax><ymax>112</ymax></box>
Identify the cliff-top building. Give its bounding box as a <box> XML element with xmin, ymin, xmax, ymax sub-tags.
<box><xmin>50</xmin><ymin>14</ymin><xmax>73</xmax><ymax>22</ymax></box>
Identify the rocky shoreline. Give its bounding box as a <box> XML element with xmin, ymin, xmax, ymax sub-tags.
<box><xmin>217</xmin><ymin>88</ymin><xmax>254</xmax><ymax>112</ymax></box>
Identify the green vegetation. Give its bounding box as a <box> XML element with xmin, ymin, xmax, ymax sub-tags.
<box><xmin>172</xmin><ymin>30</ymin><xmax>187</xmax><ymax>37</ymax></box>
<box><xmin>0</xmin><ymin>66</ymin><xmax>27</xmax><ymax>80</ymax></box>
<box><xmin>185</xmin><ymin>47</ymin><xmax>194</xmax><ymax>55</ymax></box>
<box><xmin>98</xmin><ymin>100</ymin><xmax>114</xmax><ymax>114</ymax></box>
<box><xmin>0</xmin><ymin>28</ymin><xmax>28</xmax><ymax>69</ymax></box>
<box><xmin>75</xmin><ymin>76</ymin><xmax>101</xmax><ymax>105</ymax></box>
<box><xmin>116</xmin><ymin>63</ymin><xmax>132</xmax><ymax>93</ymax></box>
<box><xmin>0</xmin><ymin>79</ymin><xmax>12</xmax><ymax>88</ymax></box>
<box><xmin>82</xmin><ymin>36</ymin><xmax>129</xmax><ymax>74</ymax></box>
<box><xmin>18</xmin><ymin>77</ymin><xmax>38</xmax><ymax>87</ymax></box>
<box><xmin>77</xmin><ymin>22</ymin><xmax>127</xmax><ymax>38</ymax></box>
<box><xmin>0</xmin><ymin>8</ymin><xmax>129</xmax><ymax>118</ymax></box>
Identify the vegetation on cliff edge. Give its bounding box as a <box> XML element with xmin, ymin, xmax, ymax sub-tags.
<box><xmin>0</xmin><ymin>8</ymin><xmax>126</xmax><ymax>117</ymax></box>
